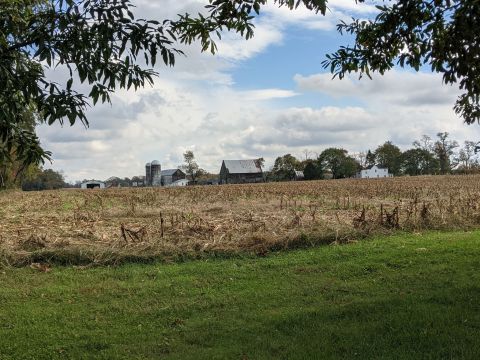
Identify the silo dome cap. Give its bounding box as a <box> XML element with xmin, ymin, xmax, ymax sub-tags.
<box><xmin>145</xmin><ymin>162</ymin><xmax>151</xmax><ymax>166</ymax></box>
<box><xmin>151</xmin><ymin>160</ymin><xmax>161</xmax><ymax>165</ymax></box>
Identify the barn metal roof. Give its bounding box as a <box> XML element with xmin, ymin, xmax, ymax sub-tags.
<box><xmin>222</xmin><ymin>160</ymin><xmax>262</xmax><ymax>174</ymax></box>
<box><xmin>82</xmin><ymin>180</ymin><xmax>104</xmax><ymax>184</ymax></box>
<box><xmin>161</xmin><ymin>169</ymin><xmax>184</xmax><ymax>176</ymax></box>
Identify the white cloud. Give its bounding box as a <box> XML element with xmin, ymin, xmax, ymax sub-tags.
<box><xmin>240</xmin><ymin>89</ymin><xmax>299</xmax><ymax>101</ymax></box>
<box><xmin>294</xmin><ymin>70</ymin><xmax>460</xmax><ymax>107</ymax></box>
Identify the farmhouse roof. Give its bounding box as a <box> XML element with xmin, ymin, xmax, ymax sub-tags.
<box><xmin>364</xmin><ymin>165</ymin><xmax>388</xmax><ymax>171</ymax></box>
<box><xmin>222</xmin><ymin>160</ymin><xmax>262</xmax><ymax>174</ymax></box>
<box><xmin>161</xmin><ymin>168</ymin><xmax>184</xmax><ymax>176</ymax></box>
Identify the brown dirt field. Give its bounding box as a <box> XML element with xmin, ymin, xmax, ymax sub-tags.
<box><xmin>1</xmin><ymin>175</ymin><xmax>480</xmax><ymax>266</ymax></box>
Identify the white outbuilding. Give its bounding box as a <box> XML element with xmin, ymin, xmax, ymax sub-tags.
<box><xmin>357</xmin><ymin>165</ymin><xmax>392</xmax><ymax>179</ymax></box>
<box><xmin>80</xmin><ymin>180</ymin><xmax>105</xmax><ymax>189</ymax></box>
<box><xmin>169</xmin><ymin>179</ymin><xmax>189</xmax><ymax>187</ymax></box>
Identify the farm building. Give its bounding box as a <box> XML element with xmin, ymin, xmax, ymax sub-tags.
<box><xmin>161</xmin><ymin>169</ymin><xmax>186</xmax><ymax>186</ymax></box>
<box><xmin>131</xmin><ymin>176</ymin><xmax>145</xmax><ymax>187</ymax></box>
<box><xmin>197</xmin><ymin>177</ymin><xmax>219</xmax><ymax>185</ymax></box>
<box><xmin>145</xmin><ymin>160</ymin><xmax>162</xmax><ymax>186</ymax></box>
<box><xmin>294</xmin><ymin>170</ymin><xmax>305</xmax><ymax>181</ymax></box>
<box><xmin>80</xmin><ymin>180</ymin><xmax>105</xmax><ymax>189</ymax></box>
<box><xmin>170</xmin><ymin>179</ymin><xmax>189</xmax><ymax>187</ymax></box>
<box><xmin>357</xmin><ymin>165</ymin><xmax>392</xmax><ymax>179</ymax></box>
<box><xmin>219</xmin><ymin>159</ymin><xmax>263</xmax><ymax>184</ymax></box>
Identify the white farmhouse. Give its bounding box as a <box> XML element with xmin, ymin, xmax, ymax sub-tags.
<box><xmin>357</xmin><ymin>165</ymin><xmax>392</xmax><ymax>179</ymax></box>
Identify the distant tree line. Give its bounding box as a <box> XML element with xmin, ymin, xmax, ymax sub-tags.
<box><xmin>21</xmin><ymin>169</ymin><xmax>68</xmax><ymax>191</ymax></box>
<box><xmin>3</xmin><ymin>132</ymin><xmax>477</xmax><ymax>190</ymax></box>
<box><xmin>268</xmin><ymin>132</ymin><xmax>480</xmax><ymax>181</ymax></box>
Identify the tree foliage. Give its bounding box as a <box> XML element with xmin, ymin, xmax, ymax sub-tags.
<box><xmin>303</xmin><ymin>160</ymin><xmax>323</xmax><ymax>180</ymax></box>
<box><xmin>374</xmin><ymin>141</ymin><xmax>403</xmax><ymax>176</ymax></box>
<box><xmin>365</xmin><ymin>150</ymin><xmax>376</xmax><ymax>168</ymax></box>
<box><xmin>0</xmin><ymin>107</ymin><xmax>46</xmax><ymax>188</ymax></box>
<box><xmin>401</xmin><ymin>148</ymin><xmax>439</xmax><ymax>176</ymax></box>
<box><xmin>21</xmin><ymin>168</ymin><xmax>66</xmax><ymax>190</ymax></box>
<box><xmin>318</xmin><ymin>148</ymin><xmax>359</xmax><ymax>179</ymax></box>
<box><xmin>272</xmin><ymin>153</ymin><xmax>301</xmax><ymax>181</ymax></box>
<box><xmin>323</xmin><ymin>0</ymin><xmax>480</xmax><ymax>124</ymax></box>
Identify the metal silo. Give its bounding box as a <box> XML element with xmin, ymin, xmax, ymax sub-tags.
<box><xmin>145</xmin><ymin>162</ymin><xmax>151</xmax><ymax>186</ymax></box>
<box><xmin>151</xmin><ymin>160</ymin><xmax>162</xmax><ymax>186</ymax></box>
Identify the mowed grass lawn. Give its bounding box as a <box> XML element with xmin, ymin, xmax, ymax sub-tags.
<box><xmin>1</xmin><ymin>231</ymin><xmax>480</xmax><ymax>359</ymax></box>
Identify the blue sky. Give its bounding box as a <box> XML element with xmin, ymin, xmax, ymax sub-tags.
<box><xmin>37</xmin><ymin>0</ymin><xmax>480</xmax><ymax>182</ymax></box>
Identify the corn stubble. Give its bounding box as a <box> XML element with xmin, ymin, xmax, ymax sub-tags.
<box><xmin>1</xmin><ymin>175</ymin><xmax>479</xmax><ymax>266</ymax></box>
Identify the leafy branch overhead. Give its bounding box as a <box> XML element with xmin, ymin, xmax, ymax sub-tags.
<box><xmin>1</xmin><ymin>0</ymin><xmax>180</xmax><ymax>127</ymax></box>
<box><xmin>173</xmin><ymin>0</ymin><xmax>327</xmax><ymax>53</ymax></box>
<box><xmin>322</xmin><ymin>0</ymin><xmax>480</xmax><ymax>124</ymax></box>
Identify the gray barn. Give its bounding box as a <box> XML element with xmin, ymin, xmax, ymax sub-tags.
<box><xmin>219</xmin><ymin>160</ymin><xmax>263</xmax><ymax>184</ymax></box>
<box><xmin>161</xmin><ymin>169</ymin><xmax>186</xmax><ymax>186</ymax></box>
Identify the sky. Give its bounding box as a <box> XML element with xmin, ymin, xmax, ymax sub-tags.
<box><xmin>37</xmin><ymin>0</ymin><xmax>480</xmax><ymax>182</ymax></box>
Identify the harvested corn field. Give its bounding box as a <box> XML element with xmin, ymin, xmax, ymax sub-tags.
<box><xmin>1</xmin><ymin>175</ymin><xmax>480</xmax><ymax>266</ymax></box>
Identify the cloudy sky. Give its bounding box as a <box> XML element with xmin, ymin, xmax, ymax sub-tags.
<box><xmin>38</xmin><ymin>0</ymin><xmax>480</xmax><ymax>182</ymax></box>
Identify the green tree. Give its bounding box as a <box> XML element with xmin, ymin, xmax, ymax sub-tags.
<box><xmin>0</xmin><ymin>107</ymin><xmax>46</xmax><ymax>189</ymax></box>
<box><xmin>272</xmin><ymin>154</ymin><xmax>301</xmax><ymax>181</ymax></box>
<box><xmin>340</xmin><ymin>156</ymin><xmax>361</xmax><ymax>179</ymax></box>
<box><xmin>374</xmin><ymin>141</ymin><xmax>403</xmax><ymax>176</ymax></box>
<box><xmin>434</xmin><ymin>132</ymin><xmax>459</xmax><ymax>174</ymax></box>
<box><xmin>21</xmin><ymin>168</ymin><xmax>66</xmax><ymax>191</ymax></box>
<box><xmin>303</xmin><ymin>159</ymin><xmax>323</xmax><ymax>180</ymax></box>
<box><xmin>401</xmin><ymin>148</ymin><xmax>439</xmax><ymax>176</ymax></box>
<box><xmin>365</xmin><ymin>150</ymin><xmax>376</xmax><ymax>168</ymax></box>
<box><xmin>319</xmin><ymin>148</ymin><xmax>359</xmax><ymax>179</ymax></box>
<box><xmin>412</xmin><ymin>135</ymin><xmax>438</xmax><ymax>174</ymax></box>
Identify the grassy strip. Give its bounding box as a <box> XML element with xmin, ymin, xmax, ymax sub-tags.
<box><xmin>1</xmin><ymin>230</ymin><xmax>480</xmax><ymax>359</ymax></box>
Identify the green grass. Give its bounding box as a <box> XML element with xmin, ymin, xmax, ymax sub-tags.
<box><xmin>1</xmin><ymin>230</ymin><xmax>480</xmax><ymax>359</ymax></box>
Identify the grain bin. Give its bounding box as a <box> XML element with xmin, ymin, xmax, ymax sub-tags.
<box><xmin>151</xmin><ymin>160</ymin><xmax>162</xmax><ymax>186</ymax></box>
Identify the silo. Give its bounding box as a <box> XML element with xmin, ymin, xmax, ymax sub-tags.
<box><xmin>145</xmin><ymin>162</ymin><xmax>151</xmax><ymax>186</ymax></box>
<box><xmin>151</xmin><ymin>160</ymin><xmax>162</xmax><ymax>186</ymax></box>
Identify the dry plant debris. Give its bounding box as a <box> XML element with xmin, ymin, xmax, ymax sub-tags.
<box><xmin>1</xmin><ymin>175</ymin><xmax>479</xmax><ymax>266</ymax></box>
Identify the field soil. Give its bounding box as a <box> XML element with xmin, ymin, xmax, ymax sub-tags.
<box><xmin>1</xmin><ymin>175</ymin><xmax>480</xmax><ymax>265</ymax></box>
